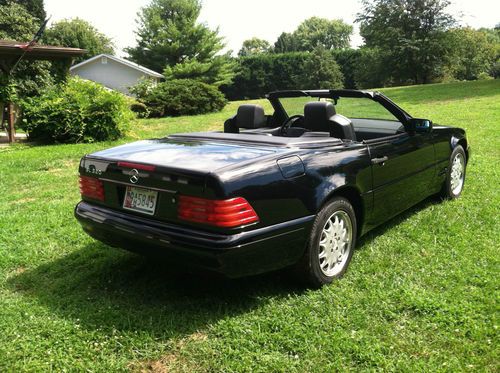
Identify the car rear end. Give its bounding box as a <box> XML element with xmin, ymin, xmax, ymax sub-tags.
<box><xmin>75</xmin><ymin>139</ymin><xmax>313</xmax><ymax>277</ymax></box>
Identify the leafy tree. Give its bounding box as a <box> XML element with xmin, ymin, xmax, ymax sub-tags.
<box><xmin>0</xmin><ymin>0</ymin><xmax>45</xmax><ymax>21</ymax></box>
<box><xmin>126</xmin><ymin>0</ymin><xmax>224</xmax><ymax>73</ymax></box>
<box><xmin>357</xmin><ymin>0</ymin><xmax>456</xmax><ymax>84</ymax></box>
<box><xmin>163</xmin><ymin>54</ymin><xmax>235</xmax><ymax>87</ymax></box>
<box><xmin>301</xmin><ymin>47</ymin><xmax>344</xmax><ymax>89</ymax></box>
<box><xmin>0</xmin><ymin>2</ymin><xmax>53</xmax><ymax>101</ymax></box>
<box><xmin>221</xmin><ymin>52</ymin><xmax>311</xmax><ymax>100</ymax></box>
<box><xmin>274</xmin><ymin>32</ymin><xmax>300</xmax><ymax>53</ymax></box>
<box><xmin>44</xmin><ymin>18</ymin><xmax>114</xmax><ymax>63</ymax></box>
<box><xmin>447</xmin><ymin>27</ymin><xmax>498</xmax><ymax>80</ymax></box>
<box><xmin>238</xmin><ymin>37</ymin><xmax>271</xmax><ymax>56</ymax></box>
<box><xmin>274</xmin><ymin>17</ymin><xmax>352</xmax><ymax>53</ymax></box>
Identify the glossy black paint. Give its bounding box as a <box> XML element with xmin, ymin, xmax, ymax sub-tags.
<box><xmin>75</xmin><ymin>89</ymin><xmax>470</xmax><ymax>278</ymax></box>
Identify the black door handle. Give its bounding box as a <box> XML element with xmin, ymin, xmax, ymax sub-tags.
<box><xmin>371</xmin><ymin>156</ymin><xmax>389</xmax><ymax>165</ymax></box>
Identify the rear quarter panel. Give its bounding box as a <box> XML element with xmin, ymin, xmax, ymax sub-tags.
<box><xmin>213</xmin><ymin>142</ymin><xmax>373</xmax><ymax>233</ymax></box>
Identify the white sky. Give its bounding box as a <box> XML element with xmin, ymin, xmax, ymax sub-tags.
<box><xmin>43</xmin><ymin>0</ymin><xmax>500</xmax><ymax>57</ymax></box>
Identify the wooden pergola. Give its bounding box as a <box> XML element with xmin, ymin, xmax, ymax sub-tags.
<box><xmin>0</xmin><ymin>40</ymin><xmax>87</xmax><ymax>143</ymax></box>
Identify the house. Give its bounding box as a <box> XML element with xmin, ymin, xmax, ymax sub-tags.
<box><xmin>70</xmin><ymin>54</ymin><xmax>163</xmax><ymax>95</ymax></box>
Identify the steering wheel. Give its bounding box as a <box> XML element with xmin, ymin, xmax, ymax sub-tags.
<box><xmin>280</xmin><ymin>115</ymin><xmax>304</xmax><ymax>135</ymax></box>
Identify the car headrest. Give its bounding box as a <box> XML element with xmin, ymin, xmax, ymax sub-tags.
<box><xmin>303</xmin><ymin>101</ymin><xmax>336</xmax><ymax>132</ymax></box>
<box><xmin>236</xmin><ymin>104</ymin><xmax>267</xmax><ymax>129</ymax></box>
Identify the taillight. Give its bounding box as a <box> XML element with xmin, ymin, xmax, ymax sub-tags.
<box><xmin>117</xmin><ymin>161</ymin><xmax>156</xmax><ymax>172</ymax></box>
<box><xmin>79</xmin><ymin>176</ymin><xmax>105</xmax><ymax>201</ymax></box>
<box><xmin>178</xmin><ymin>196</ymin><xmax>259</xmax><ymax>228</ymax></box>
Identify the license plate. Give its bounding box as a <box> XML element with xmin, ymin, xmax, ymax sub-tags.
<box><xmin>123</xmin><ymin>186</ymin><xmax>158</xmax><ymax>215</ymax></box>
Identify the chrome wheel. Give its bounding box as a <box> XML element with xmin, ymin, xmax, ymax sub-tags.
<box><xmin>450</xmin><ymin>153</ymin><xmax>465</xmax><ymax>196</ymax></box>
<box><xmin>318</xmin><ymin>210</ymin><xmax>353</xmax><ymax>277</ymax></box>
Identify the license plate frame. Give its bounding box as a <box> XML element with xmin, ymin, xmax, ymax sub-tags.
<box><xmin>123</xmin><ymin>186</ymin><xmax>158</xmax><ymax>216</ymax></box>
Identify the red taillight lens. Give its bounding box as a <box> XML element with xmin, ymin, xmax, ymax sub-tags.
<box><xmin>178</xmin><ymin>196</ymin><xmax>259</xmax><ymax>228</ymax></box>
<box><xmin>79</xmin><ymin>176</ymin><xmax>105</xmax><ymax>201</ymax></box>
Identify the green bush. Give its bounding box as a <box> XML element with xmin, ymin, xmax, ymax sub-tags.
<box><xmin>20</xmin><ymin>77</ymin><xmax>133</xmax><ymax>143</ymax></box>
<box><xmin>134</xmin><ymin>79</ymin><xmax>227</xmax><ymax>117</ymax></box>
<box><xmin>130</xmin><ymin>102</ymin><xmax>150</xmax><ymax>118</ymax></box>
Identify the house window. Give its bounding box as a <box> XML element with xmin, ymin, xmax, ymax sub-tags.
<box><xmin>101</xmin><ymin>56</ymin><xmax>108</xmax><ymax>64</ymax></box>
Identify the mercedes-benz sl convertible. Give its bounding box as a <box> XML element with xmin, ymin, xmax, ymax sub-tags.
<box><xmin>75</xmin><ymin>89</ymin><xmax>469</xmax><ymax>287</ymax></box>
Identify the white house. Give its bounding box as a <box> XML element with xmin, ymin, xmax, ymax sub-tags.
<box><xmin>70</xmin><ymin>54</ymin><xmax>164</xmax><ymax>95</ymax></box>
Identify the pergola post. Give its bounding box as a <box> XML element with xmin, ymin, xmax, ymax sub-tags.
<box><xmin>7</xmin><ymin>102</ymin><xmax>15</xmax><ymax>143</ymax></box>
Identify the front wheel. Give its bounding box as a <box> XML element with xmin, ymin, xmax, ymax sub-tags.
<box><xmin>441</xmin><ymin>145</ymin><xmax>467</xmax><ymax>199</ymax></box>
<box><xmin>295</xmin><ymin>197</ymin><xmax>357</xmax><ymax>288</ymax></box>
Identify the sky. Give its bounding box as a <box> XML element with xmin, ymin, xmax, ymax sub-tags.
<box><xmin>43</xmin><ymin>0</ymin><xmax>500</xmax><ymax>57</ymax></box>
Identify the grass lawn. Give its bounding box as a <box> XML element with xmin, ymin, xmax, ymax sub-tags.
<box><xmin>0</xmin><ymin>80</ymin><xmax>498</xmax><ymax>372</ymax></box>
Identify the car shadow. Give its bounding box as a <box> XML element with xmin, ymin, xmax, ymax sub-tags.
<box><xmin>7</xmin><ymin>242</ymin><xmax>303</xmax><ymax>339</ymax></box>
<box><xmin>7</xmin><ymin>195</ymin><xmax>442</xmax><ymax>339</ymax></box>
<box><xmin>356</xmin><ymin>195</ymin><xmax>442</xmax><ymax>249</ymax></box>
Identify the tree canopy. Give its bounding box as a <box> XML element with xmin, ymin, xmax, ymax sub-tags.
<box><xmin>0</xmin><ymin>2</ymin><xmax>53</xmax><ymax>100</ymax></box>
<box><xmin>43</xmin><ymin>18</ymin><xmax>115</xmax><ymax>63</ymax></box>
<box><xmin>238</xmin><ymin>38</ymin><xmax>271</xmax><ymax>57</ymax></box>
<box><xmin>274</xmin><ymin>17</ymin><xmax>352</xmax><ymax>53</ymax></box>
<box><xmin>357</xmin><ymin>0</ymin><xmax>456</xmax><ymax>84</ymax></box>
<box><xmin>0</xmin><ymin>0</ymin><xmax>45</xmax><ymax>21</ymax></box>
<box><xmin>126</xmin><ymin>0</ymin><xmax>224</xmax><ymax>73</ymax></box>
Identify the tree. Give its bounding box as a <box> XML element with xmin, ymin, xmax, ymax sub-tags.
<box><xmin>274</xmin><ymin>17</ymin><xmax>352</xmax><ymax>53</ymax></box>
<box><xmin>238</xmin><ymin>38</ymin><xmax>271</xmax><ymax>57</ymax></box>
<box><xmin>0</xmin><ymin>0</ymin><xmax>45</xmax><ymax>21</ymax></box>
<box><xmin>163</xmin><ymin>54</ymin><xmax>236</xmax><ymax>87</ymax></box>
<box><xmin>448</xmin><ymin>27</ymin><xmax>498</xmax><ymax>80</ymax></box>
<box><xmin>301</xmin><ymin>47</ymin><xmax>344</xmax><ymax>89</ymax></box>
<box><xmin>126</xmin><ymin>0</ymin><xmax>224</xmax><ymax>73</ymax></box>
<box><xmin>0</xmin><ymin>2</ymin><xmax>53</xmax><ymax>101</ymax></box>
<box><xmin>357</xmin><ymin>0</ymin><xmax>456</xmax><ymax>84</ymax></box>
<box><xmin>44</xmin><ymin>18</ymin><xmax>115</xmax><ymax>63</ymax></box>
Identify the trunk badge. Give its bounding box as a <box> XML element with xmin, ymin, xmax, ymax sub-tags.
<box><xmin>129</xmin><ymin>169</ymin><xmax>140</xmax><ymax>184</ymax></box>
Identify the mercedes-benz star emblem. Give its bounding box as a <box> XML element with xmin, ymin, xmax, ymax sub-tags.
<box><xmin>129</xmin><ymin>169</ymin><xmax>140</xmax><ymax>184</ymax></box>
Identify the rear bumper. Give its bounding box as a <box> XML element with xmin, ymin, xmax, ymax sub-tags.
<box><xmin>75</xmin><ymin>202</ymin><xmax>314</xmax><ymax>278</ymax></box>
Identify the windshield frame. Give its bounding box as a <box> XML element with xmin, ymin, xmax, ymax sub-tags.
<box><xmin>267</xmin><ymin>89</ymin><xmax>412</xmax><ymax>126</ymax></box>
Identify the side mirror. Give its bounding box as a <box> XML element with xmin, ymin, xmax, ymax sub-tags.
<box><xmin>408</xmin><ymin>118</ymin><xmax>432</xmax><ymax>133</ymax></box>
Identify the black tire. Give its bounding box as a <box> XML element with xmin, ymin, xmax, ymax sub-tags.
<box><xmin>441</xmin><ymin>145</ymin><xmax>467</xmax><ymax>200</ymax></box>
<box><xmin>295</xmin><ymin>197</ymin><xmax>357</xmax><ymax>288</ymax></box>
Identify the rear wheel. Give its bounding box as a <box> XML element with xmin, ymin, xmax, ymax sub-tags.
<box><xmin>295</xmin><ymin>197</ymin><xmax>357</xmax><ymax>287</ymax></box>
<box><xmin>441</xmin><ymin>145</ymin><xmax>466</xmax><ymax>199</ymax></box>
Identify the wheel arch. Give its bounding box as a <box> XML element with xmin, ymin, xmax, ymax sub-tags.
<box><xmin>451</xmin><ymin>134</ymin><xmax>469</xmax><ymax>162</ymax></box>
<box><xmin>320</xmin><ymin>185</ymin><xmax>365</xmax><ymax>237</ymax></box>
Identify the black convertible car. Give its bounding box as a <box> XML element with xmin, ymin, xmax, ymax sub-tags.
<box><xmin>75</xmin><ymin>89</ymin><xmax>469</xmax><ymax>287</ymax></box>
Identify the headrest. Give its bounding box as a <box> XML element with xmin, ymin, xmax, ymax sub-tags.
<box><xmin>303</xmin><ymin>101</ymin><xmax>336</xmax><ymax>132</ymax></box>
<box><xmin>236</xmin><ymin>104</ymin><xmax>267</xmax><ymax>129</ymax></box>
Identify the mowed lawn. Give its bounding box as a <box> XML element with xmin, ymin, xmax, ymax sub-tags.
<box><xmin>0</xmin><ymin>80</ymin><xmax>498</xmax><ymax>372</ymax></box>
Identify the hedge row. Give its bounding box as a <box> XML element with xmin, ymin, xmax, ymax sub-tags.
<box><xmin>221</xmin><ymin>50</ymin><xmax>364</xmax><ymax>100</ymax></box>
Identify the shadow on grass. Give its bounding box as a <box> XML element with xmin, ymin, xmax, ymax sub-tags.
<box><xmin>7</xmin><ymin>243</ymin><xmax>303</xmax><ymax>339</ymax></box>
<box><xmin>7</xmin><ymin>195</ymin><xmax>442</xmax><ymax>340</ymax></box>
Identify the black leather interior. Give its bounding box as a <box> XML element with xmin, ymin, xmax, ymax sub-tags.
<box><xmin>303</xmin><ymin>101</ymin><xmax>356</xmax><ymax>141</ymax></box>
<box><xmin>225</xmin><ymin>104</ymin><xmax>268</xmax><ymax>133</ymax></box>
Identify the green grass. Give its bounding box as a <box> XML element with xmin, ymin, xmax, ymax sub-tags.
<box><xmin>0</xmin><ymin>80</ymin><xmax>499</xmax><ymax>372</ymax></box>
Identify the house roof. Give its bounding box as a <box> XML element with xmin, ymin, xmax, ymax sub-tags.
<box><xmin>0</xmin><ymin>40</ymin><xmax>87</xmax><ymax>59</ymax></box>
<box><xmin>70</xmin><ymin>54</ymin><xmax>164</xmax><ymax>79</ymax></box>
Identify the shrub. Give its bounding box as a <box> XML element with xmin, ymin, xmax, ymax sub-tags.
<box><xmin>20</xmin><ymin>77</ymin><xmax>133</xmax><ymax>143</ymax></box>
<box><xmin>130</xmin><ymin>102</ymin><xmax>150</xmax><ymax>118</ymax></box>
<box><xmin>477</xmin><ymin>72</ymin><xmax>494</xmax><ymax>80</ymax></box>
<box><xmin>135</xmin><ymin>79</ymin><xmax>227</xmax><ymax>117</ymax></box>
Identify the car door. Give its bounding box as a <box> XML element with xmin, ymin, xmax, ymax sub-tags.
<box><xmin>367</xmin><ymin>130</ymin><xmax>435</xmax><ymax>225</ymax></box>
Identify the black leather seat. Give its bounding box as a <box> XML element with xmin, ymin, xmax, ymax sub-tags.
<box><xmin>303</xmin><ymin>101</ymin><xmax>356</xmax><ymax>141</ymax></box>
<box><xmin>224</xmin><ymin>105</ymin><xmax>268</xmax><ymax>133</ymax></box>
